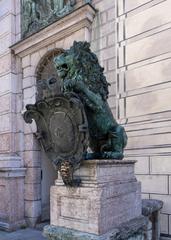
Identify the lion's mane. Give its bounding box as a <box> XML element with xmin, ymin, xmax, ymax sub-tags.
<box><xmin>62</xmin><ymin>41</ymin><xmax>110</xmax><ymax>100</ymax></box>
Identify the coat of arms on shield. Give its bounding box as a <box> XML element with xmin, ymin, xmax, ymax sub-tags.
<box><xmin>23</xmin><ymin>89</ymin><xmax>88</xmax><ymax>186</ymax></box>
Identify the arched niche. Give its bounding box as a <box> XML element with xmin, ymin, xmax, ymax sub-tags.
<box><xmin>35</xmin><ymin>48</ymin><xmax>64</xmax><ymax>221</ymax></box>
<box><xmin>36</xmin><ymin>48</ymin><xmax>64</xmax><ymax>101</ymax></box>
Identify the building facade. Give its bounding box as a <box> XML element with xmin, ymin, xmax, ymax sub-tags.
<box><xmin>0</xmin><ymin>0</ymin><xmax>170</xmax><ymax>238</ymax></box>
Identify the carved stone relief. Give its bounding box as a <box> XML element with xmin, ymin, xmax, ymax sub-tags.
<box><xmin>21</xmin><ymin>0</ymin><xmax>77</xmax><ymax>38</ymax></box>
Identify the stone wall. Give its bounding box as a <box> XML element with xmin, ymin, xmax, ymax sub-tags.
<box><xmin>0</xmin><ymin>0</ymin><xmax>22</xmax><ymax>162</ymax></box>
<box><xmin>91</xmin><ymin>0</ymin><xmax>116</xmax><ymax>113</ymax></box>
<box><xmin>116</xmin><ymin>0</ymin><xmax>171</xmax><ymax>237</ymax></box>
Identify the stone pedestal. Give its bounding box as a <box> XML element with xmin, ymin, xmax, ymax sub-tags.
<box><xmin>44</xmin><ymin>160</ymin><xmax>145</xmax><ymax>239</ymax></box>
<box><xmin>142</xmin><ymin>199</ymin><xmax>163</xmax><ymax>240</ymax></box>
<box><xmin>0</xmin><ymin>166</ymin><xmax>26</xmax><ymax>231</ymax></box>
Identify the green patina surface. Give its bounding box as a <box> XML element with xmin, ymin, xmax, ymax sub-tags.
<box><xmin>54</xmin><ymin>41</ymin><xmax>128</xmax><ymax>160</ymax></box>
<box><xmin>21</xmin><ymin>0</ymin><xmax>77</xmax><ymax>38</ymax></box>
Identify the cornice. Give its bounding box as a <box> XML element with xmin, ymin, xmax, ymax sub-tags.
<box><xmin>11</xmin><ymin>4</ymin><xmax>96</xmax><ymax>58</ymax></box>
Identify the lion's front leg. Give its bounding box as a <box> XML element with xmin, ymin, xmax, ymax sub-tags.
<box><xmin>63</xmin><ymin>76</ymin><xmax>86</xmax><ymax>92</ymax></box>
<box><xmin>63</xmin><ymin>78</ymin><xmax>77</xmax><ymax>92</ymax></box>
<box><xmin>63</xmin><ymin>77</ymin><xmax>103</xmax><ymax>112</ymax></box>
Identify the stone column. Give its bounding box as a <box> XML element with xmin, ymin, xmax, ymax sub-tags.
<box><xmin>0</xmin><ymin>0</ymin><xmax>26</xmax><ymax>231</ymax></box>
<box><xmin>44</xmin><ymin>160</ymin><xmax>147</xmax><ymax>239</ymax></box>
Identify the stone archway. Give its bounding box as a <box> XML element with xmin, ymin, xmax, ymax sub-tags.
<box><xmin>11</xmin><ymin>3</ymin><xmax>96</xmax><ymax>226</ymax></box>
<box><xmin>36</xmin><ymin>49</ymin><xmax>63</xmax><ymax>221</ymax></box>
<box><xmin>36</xmin><ymin>49</ymin><xmax>64</xmax><ymax>100</ymax></box>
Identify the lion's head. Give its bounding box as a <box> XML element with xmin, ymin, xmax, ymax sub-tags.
<box><xmin>54</xmin><ymin>41</ymin><xmax>110</xmax><ymax>100</ymax></box>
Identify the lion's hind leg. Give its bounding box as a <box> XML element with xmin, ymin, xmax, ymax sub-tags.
<box><xmin>101</xmin><ymin>125</ymin><xmax>127</xmax><ymax>160</ymax></box>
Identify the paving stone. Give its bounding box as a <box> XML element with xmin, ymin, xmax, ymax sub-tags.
<box><xmin>0</xmin><ymin>228</ymin><xmax>46</xmax><ymax>240</ymax></box>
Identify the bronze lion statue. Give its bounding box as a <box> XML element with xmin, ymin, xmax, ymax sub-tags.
<box><xmin>54</xmin><ymin>41</ymin><xmax>127</xmax><ymax>160</ymax></box>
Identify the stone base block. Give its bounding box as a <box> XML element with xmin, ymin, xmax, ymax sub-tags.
<box><xmin>0</xmin><ymin>167</ymin><xmax>26</xmax><ymax>231</ymax></box>
<box><xmin>0</xmin><ymin>220</ymin><xmax>26</xmax><ymax>232</ymax></box>
<box><xmin>43</xmin><ymin>216</ymin><xmax>148</xmax><ymax>240</ymax></box>
<box><xmin>142</xmin><ymin>199</ymin><xmax>163</xmax><ymax>240</ymax></box>
<box><xmin>52</xmin><ymin>160</ymin><xmax>142</xmax><ymax>235</ymax></box>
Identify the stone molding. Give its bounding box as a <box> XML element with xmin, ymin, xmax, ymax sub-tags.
<box><xmin>0</xmin><ymin>156</ymin><xmax>22</xmax><ymax>168</ymax></box>
<box><xmin>0</xmin><ymin>220</ymin><xmax>26</xmax><ymax>232</ymax></box>
<box><xmin>56</xmin><ymin>159</ymin><xmax>137</xmax><ymax>186</ymax></box>
<box><xmin>11</xmin><ymin>4</ymin><xmax>96</xmax><ymax>57</ymax></box>
<box><xmin>0</xmin><ymin>168</ymin><xmax>26</xmax><ymax>178</ymax></box>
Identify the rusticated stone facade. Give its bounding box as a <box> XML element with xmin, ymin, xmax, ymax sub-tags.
<box><xmin>116</xmin><ymin>1</ymin><xmax>171</xmax><ymax>238</ymax></box>
<box><xmin>0</xmin><ymin>0</ymin><xmax>170</xmax><ymax>238</ymax></box>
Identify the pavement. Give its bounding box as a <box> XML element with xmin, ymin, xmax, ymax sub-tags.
<box><xmin>0</xmin><ymin>228</ymin><xmax>46</xmax><ymax>240</ymax></box>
